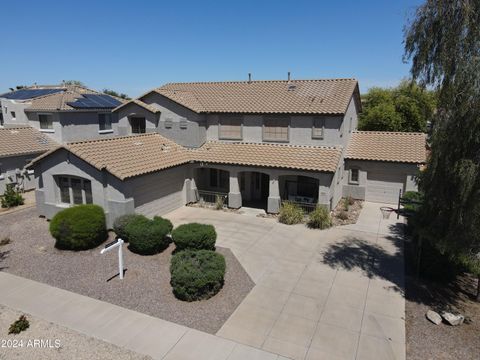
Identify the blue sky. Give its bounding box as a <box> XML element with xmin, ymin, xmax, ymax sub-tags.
<box><xmin>1</xmin><ymin>0</ymin><xmax>423</xmax><ymax>97</ymax></box>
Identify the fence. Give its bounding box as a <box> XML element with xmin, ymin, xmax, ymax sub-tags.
<box><xmin>197</xmin><ymin>190</ymin><xmax>229</xmax><ymax>207</ymax></box>
<box><xmin>282</xmin><ymin>200</ymin><xmax>317</xmax><ymax>214</ymax></box>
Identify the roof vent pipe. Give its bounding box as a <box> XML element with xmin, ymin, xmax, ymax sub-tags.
<box><xmin>248</xmin><ymin>73</ymin><xmax>252</xmax><ymax>83</ymax></box>
<box><xmin>288</xmin><ymin>71</ymin><xmax>291</xmax><ymax>82</ymax></box>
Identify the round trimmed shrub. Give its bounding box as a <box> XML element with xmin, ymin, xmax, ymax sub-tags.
<box><xmin>113</xmin><ymin>214</ymin><xmax>140</xmax><ymax>241</ymax></box>
<box><xmin>49</xmin><ymin>204</ymin><xmax>108</xmax><ymax>251</ymax></box>
<box><xmin>171</xmin><ymin>223</ymin><xmax>216</xmax><ymax>251</ymax></box>
<box><xmin>170</xmin><ymin>250</ymin><xmax>226</xmax><ymax>301</ymax></box>
<box><xmin>153</xmin><ymin>216</ymin><xmax>173</xmax><ymax>233</ymax></box>
<box><xmin>125</xmin><ymin>215</ymin><xmax>172</xmax><ymax>255</ymax></box>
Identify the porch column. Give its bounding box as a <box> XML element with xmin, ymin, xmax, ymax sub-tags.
<box><xmin>228</xmin><ymin>169</ymin><xmax>242</xmax><ymax>209</ymax></box>
<box><xmin>186</xmin><ymin>167</ymin><xmax>198</xmax><ymax>203</ymax></box>
<box><xmin>267</xmin><ymin>173</ymin><xmax>281</xmax><ymax>213</ymax></box>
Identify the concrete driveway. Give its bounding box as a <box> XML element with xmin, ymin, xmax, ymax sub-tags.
<box><xmin>166</xmin><ymin>203</ymin><xmax>405</xmax><ymax>360</ymax></box>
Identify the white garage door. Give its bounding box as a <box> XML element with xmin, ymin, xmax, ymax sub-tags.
<box><xmin>366</xmin><ymin>172</ymin><xmax>405</xmax><ymax>204</ymax></box>
<box><xmin>132</xmin><ymin>167</ymin><xmax>185</xmax><ymax>217</ymax></box>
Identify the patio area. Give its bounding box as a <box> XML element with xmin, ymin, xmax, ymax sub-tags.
<box><xmin>166</xmin><ymin>202</ymin><xmax>406</xmax><ymax>360</ymax></box>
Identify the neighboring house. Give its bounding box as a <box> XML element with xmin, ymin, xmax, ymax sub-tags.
<box><xmin>28</xmin><ymin>78</ymin><xmax>426</xmax><ymax>227</ymax></box>
<box><xmin>1</xmin><ymin>85</ymin><xmax>125</xmax><ymax>143</ymax></box>
<box><xmin>0</xmin><ymin>127</ymin><xmax>57</xmax><ymax>193</ymax></box>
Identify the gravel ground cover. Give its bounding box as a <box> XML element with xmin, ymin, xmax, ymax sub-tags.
<box><xmin>0</xmin><ymin>207</ymin><xmax>254</xmax><ymax>334</ymax></box>
<box><xmin>0</xmin><ymin>305</ymin><xmax>150</xmax><ymax>360</ymax></box>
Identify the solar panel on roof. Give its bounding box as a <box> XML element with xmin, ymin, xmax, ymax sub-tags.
<box><xmin>1</xmin><ymin>88</ymin><xmax>64</xmax><ymax>100</ymax></box>
<box><xmin>66</xmin><ymin>94</ymin><xmax>122</xmax><ymax>109</ymax></box>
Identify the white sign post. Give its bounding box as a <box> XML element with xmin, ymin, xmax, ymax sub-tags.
<box><xmin>100</xmin><ymin>239</ymin><xmax>125</xmax><ymax>280</ymax></box>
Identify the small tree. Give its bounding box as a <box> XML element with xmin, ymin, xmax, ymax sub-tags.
<box><xmin>1</xmin><ymin>184</ymin><xmax>24</xmax><ymax>208</ymax></box>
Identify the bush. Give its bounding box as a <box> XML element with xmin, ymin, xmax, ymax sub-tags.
<box><xmin>172</xmin><ymin>223</ymin><xmax>217</xmax><ymax>251</ymax></box>
<box><xmin>170</xmin><ymin>250</ymin><xmax>226</xmax><ymax>301</ymax></box>
<box><xmin>278</xmin><ymin>201</ymin><xmax>304</xmax><ymax>225</ymax></box>
<box><xmin>215</xmin><ymin>195</ymin><xmax>224</xmax><ymax>210</ymax></box>
<box><xmin>402</xmin><ymin>191</ymin><xmax>423</xmax><ymax>212</ymax></box>
<box><xmin>1</xmin><ymin>185</ymin><xmax>24</xmax><ymax>208</ymax></box>
<box><xmin>347</xmin><ymin>196</ymin><xmax>355</xmax><ymax>206</ymax></box>
<box><xmin>8</xmin><ymin>315</ymin><xmax>29</xmax><ymax>334</ymax></box>
<box><xmin>307</xmin><ymin>205</ymin><xmax>332</xmax><ymax>229</ymax></box>
<box><xmin>337</xmin><ymin>210</ymin><xmax>349</xmax><ymax>220</ymax></box>
<box><xmin>113</xmin><ymin>214</ymin><xmax>139</xmax><ymax>241</ymax></box>
<box><xmin>50</xmin><ymin>204</ymin><xmax>107</xmax><ymax>250</ymax></box>
<box><xmin>125</xmin><ymin>215</ymin><xmax>172</xmax><ymax>255</ymax></box>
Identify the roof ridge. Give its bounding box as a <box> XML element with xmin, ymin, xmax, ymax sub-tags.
<box><xmin>159</xmin><ymin>78</ymin><xmax>357</xmax><ymax>87</ymax></box>
<box><xmin>67</xmin><ymin>133</ymin><xmax>159</xmax><ymax>145</ymax></box>
<box><xmin>353</xmin><ymin>130</ymin><xmax>426</xmax><ymax>135</ymax></box>
<box><xmin>201</xmin><ymin>140</ymin><xmax>340</xmax><ymax>150</ymax></box>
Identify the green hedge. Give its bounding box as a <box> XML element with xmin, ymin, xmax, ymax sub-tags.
<box><xmin>170</xmin><ymin>250</ymin><xmax>226</xmax><ymax>301</ymax></box>
<box><xmin>307</xmin><ymin>205</ymin><xmax>332</xmax><ymax>229</ymax></box>
<box><xmin>125</xmin><ymin>215</ymin><xmax>172</xmax><ymax>255</ymax></box>
<box><xmin>113</xmin><ymin>214</ymin><xmax>140</xmax><ymax>241</ymax></box>
<box><xmin>278</xmin><ymin>201</ymin><xmax>304</xmax><ymax>225</ymax></box>
<box><xmin>50</xmin><ymin>204</ymin><xmax>107</xmax><ymax>250</ymax></box>
<box><xmin>171</xmin><ymin>223</ymin><xmax>216</xmax><ymax>251</ymax></box>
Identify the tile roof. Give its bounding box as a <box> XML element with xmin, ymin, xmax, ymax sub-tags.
<box><xmin>191</xmin><ymin>141</ymin><xmax>342</xmax><ymax>172</ymax></box>
<box><xmin>0</xmin><ymin>127</ymin><xmax>58</xmax><ymax>158</ymax></box>
<box><xmin>113</xmin><ymin>99</ymin><xmax>161</xmax><ymax>114</ymax></box>
<box><xmin>29</xmin><ymin>133</ymin><xmax>191</xmax><ymax>180</ymax></box>
<box><xmin>346</xmin><ymin>131</ymin><xmax>427</xmax><ymax>164</ymax></box>
<box><xmin>25</xmin><ymin>86</ymin><xmax>126</xmax><ymax>112</ymax></box>
<box><xmin>152</xmin><ymin>79</ymin><xmax>360</xmax><ymax>115</ymax></box>
<box><xmin>29</xmin><ymin>134</ymin><xmax>342</xmax><ymax>179</ymax></box>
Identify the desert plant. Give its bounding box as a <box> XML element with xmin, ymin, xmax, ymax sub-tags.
<box><xmin>214</xmin><ymin>195</ymin><xmax>224</xmax><ymax>210</ymax></box>
<box><xmin>170</xmin><ymin>250</ymin><xmax>226</xmax><ymax>301</ymax></box>
<box><xmin>337</xmin><ymin>210</ymin><xmax>349</xmax><ymax>220</ymax></box>
<box><xmin>347</xmin><ymin>196</ymin><xmax>355</xmax><ymax>206</ymax></box>
<box><xmin>112</xmin><ymin>214</ymin><xmax>139</xmax><ymax>241</ymax></box>
<box><xmin>278</xmin><ymin>201</ymin><xmax>304</xmax><ymax>225</ymax></box>
<box><xmin>1</xmin><ymin>184</ymin><xmax>24</xmax><ymax>208</ymax></box>
<box><xmin>8</xmin><ymin>315</ymin><xmax>29</xmax><ymax>334</ymax></box>
<box><xmin>172</xmin><ymin>223</ymin><xmax>217</xmax><ymax>251</ymax></box>
<box><xmin>125</xmin><ymin>216</ymin><xmax>172</xmax><ymax>255</ymax></box>
<box><xmin>307</xmin><ymin>205</ymin><xmax>332</xmax><ymax>229</ymax></box>
<box><xmin>49</xmin><ymin>204</ymin><xmax>107</xmax><ymax>251</ymax></box>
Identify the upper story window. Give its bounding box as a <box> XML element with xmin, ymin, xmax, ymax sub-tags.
<box><xmin>339</xmin><ymin>119</ymin><xmax>344</xmax><ymax>137</ymax></box>
<box><xmin>10</xmin><ymin>111</ymin><xmax>16</xmax><ymax>120</ymax></box>
<box><xmin>179</xmin><ymin>118</ymin><xmax>188</xmax><ymax>129</ymax></box>
<box><xmin>0</xmin><ymin>112</ymin><xmax>3</xmax><ymax>126</ymax></box>
<box><xmin>349</xmin><ymin>168</ymin><xmax>359</xmax><ymax>184</ymax></box>
<box><xmin>130</xmin><ymin>117</ymin><xmax>146</xmax><ymax>134</ymax></box>
<box><xmin>312</xmin><ymin>118</ymin><xmax>325</xmax><ymax>139</ymax></box>
<box><xmin>39</xmin><ymin>114</ymin><xmax>53</xmax><ymax>130</ymax></box>
<box><xmin>263</xmin><ymin>116</ymin><xmax>289</xmax><ymax>142</ymax></box>
<box><xmin>219</xmin><ymin>115</ymin><xmax>242</xmax><ymax>140</ymax></box>
<box><xmin>98</xmin><ymin>113</ymin><xmax>112</xmax><ymax>132</ymax></box>
<box><xmin>58</xmin><ymin>176</ymin><xmax>93</xmax><ymax>205</ymax></box>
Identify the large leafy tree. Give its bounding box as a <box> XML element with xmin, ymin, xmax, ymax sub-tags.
<box><xmin>404</xmin><ymin>0</ymin><xmax>480</xmax><ymax>300</ymax></box>
<box><xmin>359</xmin><ymin>80</ymin><xmax>436</xmax><ymax>132</ymax></box>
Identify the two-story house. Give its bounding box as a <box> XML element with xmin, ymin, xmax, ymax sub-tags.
<box><xmin>0</xmin><ymin>85</ymin><xmax>125</xmax><ymax>192</ymax></box>
<box><xmin>28</xmin><ymin>79</ymin><xmax>426</xmax><ymax>227</ymax></box>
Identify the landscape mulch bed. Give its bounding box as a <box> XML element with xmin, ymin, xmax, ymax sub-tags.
<box><xmin>404</xmin><ymin>239</ymin><xmax>480</xmax><ymax>360</ymax></box>
<box><xmin>0</xmin><ymin>207</ymin><xmax>254</xmax><ymax>334</ymax></box>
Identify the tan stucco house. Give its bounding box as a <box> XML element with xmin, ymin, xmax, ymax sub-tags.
<box><xmin>27</xmin><ymin>78</ymin><xmax>426</xmax><ymax>226</ymax></box>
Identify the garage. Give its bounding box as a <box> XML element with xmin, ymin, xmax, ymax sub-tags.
<box><xmin>365</xmin><ymin>171</ymin><xmax>404</xmax><ymax>204</ymax></box>
<box><xmin>130</xmin><ymin>166</ymin><xmax>187</xmax><ymax>217</ymax></box>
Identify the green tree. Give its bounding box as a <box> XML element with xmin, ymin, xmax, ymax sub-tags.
<box><xmin>404</xmin><ymin>0</ymin><xmax>480</xmax><ymax>300</ymax></box>
<box><xmin>359</xmin><ymin>80</ymin><xmax>436</xmax><ymax>132</ymax></box>
<box><xmin>64</xmin><ymin>80</ymin><xmax>85</xmax><ymax>86</ymax></box>
<box><xmin>103</xmin><ymin>89</ymin><xmax>131</xmax><ymax>100</ymax></box>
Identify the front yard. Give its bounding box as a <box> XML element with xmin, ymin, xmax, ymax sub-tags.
<box><xmin>0</xmin><ymin>207</ymin><xmax>254</xmax><ymax>334</ymax></box>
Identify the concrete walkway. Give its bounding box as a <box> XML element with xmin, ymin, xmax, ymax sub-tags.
<box><xmin>0</xmin><ymin>272</ymin><xmax>287</xmax><ymax>360</ymax></box>
<box><xmin>167</xmin><ymin>202</ymin><xmax>405</xmax><ymax>360</ymax></box>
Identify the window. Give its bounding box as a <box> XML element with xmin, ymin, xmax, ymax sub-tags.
<box><xmin>339</xmin><ymin>119</ymin><xmax>344</xmax><ymax>137</ymax></box>
<box><xmin>209</xmin><ymin>169</ymin><xmax>218</xmax><ymax>187</ymax></box>
<box><xmin>164</xmin><ymin>118</ymin><xmax>173</xmax><ymax>129</ymax></box>
<box><xmin>219</xmin><ymin>116</ymin><xmax>242</xmax><ymax>140</ymax></box>
<box><xmin>0</xmin><ymin>112</ymin><xmax>3</xmax><ymax>126</ymax></box>
<box><xmin>57</xmin><ymin>176</ymin><xmax>93</xmax><ymax>205</ymax></box>
<box><xmin>312</xmin><ymin>118</ymin><xmax>325</xmax><ymax>139</ymax></box>
<box><xmin>11</xmin><ymin>111</ymin><xmax>16</xmax><ymax>120</ymax></box>
<box><xmin>39</xmin><ymin>114</ymin><xmax>53</xmax><ymax>130</ymax></box>
<box><xmin>98</xmin><ymin>113</ymin><xmax>112</xmax><ymax>131</ymax></box>
<box><xmin>350</xmin><ymin>169</ymin><xmax>359</xmax><ymax>184</ymax></box>
<box><xmin>130</xmin><ymin>117</ymin><xmax>146</xmax><ymax>134</ymax></box>
<box><xmin>263</xmin><ymin>117</ymin><xmax>289</xmax><ymax>142</ymax></box>
<box><xmin>179</xmin><ymin>118</ymin><xmax>188</xmax><ymax>129</ymax></box>
<box><xmin>209</xmin><ymin>169</ymin><xmax>228</xmax><ymax>189</ymax></box>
